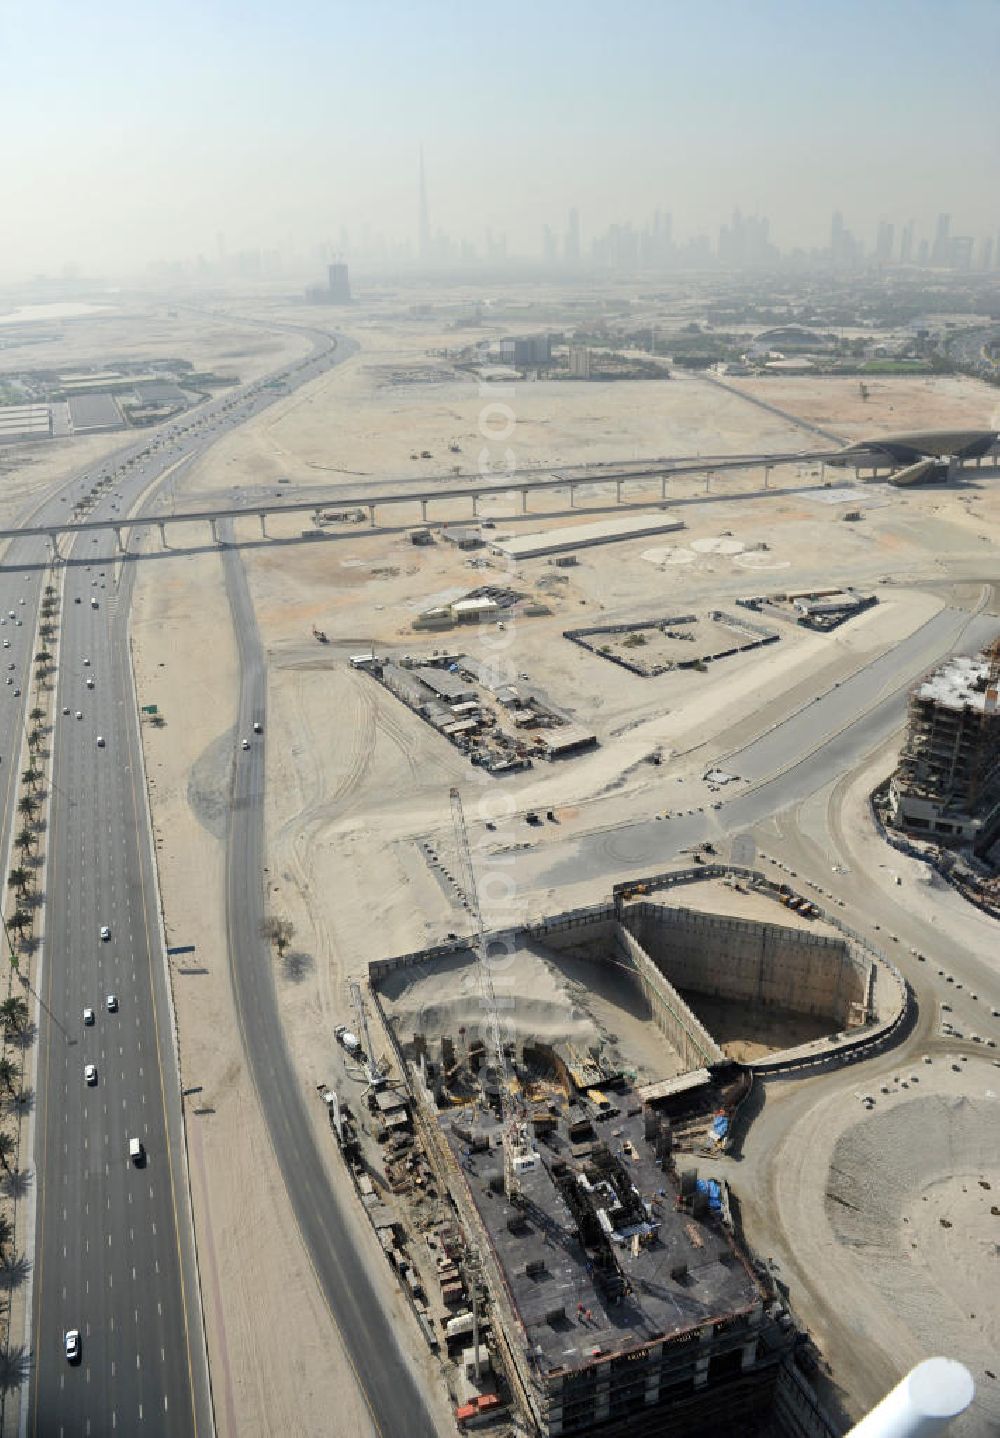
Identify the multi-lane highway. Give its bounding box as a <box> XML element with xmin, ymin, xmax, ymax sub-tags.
<box><xmin>31</xmin><ymin>561</ymin><xmax>208</xmax><ymax>1434</ymax></box>
<box><xmin>219</xmin><ymin>525</ymin><xmax>438</xmax><ymax>1438</ymax></box>
<box><xmin>12</xmin><ymin>321</ymin><xmax>347</xmax><ymax>1435</ymax></box>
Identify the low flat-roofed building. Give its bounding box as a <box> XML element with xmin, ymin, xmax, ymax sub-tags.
<box><xmin>441</xmin><ymin>525</ymin><xmax>484</xmax><ymax>550</ymax></box>
<box><xmin>0</xmin><ymin>404</ymin><xmax>52</xmax><ymax>442</ymax></box>
<box><xmin>451</xmin><ymin>596</ymin><xmax>499</xmax><ymax>622</ymax></box>
<box><xmin>414</xmin><ymin>666</ymin><xmax>477</xmax><ymax>704</ymax></box>
<box><xmin>381</xmin><ymin>662</ymin><xmax>432</xmax><ymax>710</ymax></box>
<box><xmin>68</xmin><ymin>392</ymin><xmax>123</xmax><ymax>432</ymax></box>
<box><xmin>491</xmin><ymin>512</ymin><xmax>683</xmax><ymax>560</ymax></box>
<box><xmin>537</xmin><ymin>724</ymin><xmax>597</xmax><ymax>757</ymax></box>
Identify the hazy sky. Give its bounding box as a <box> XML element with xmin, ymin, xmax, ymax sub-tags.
<box><xmin>1</xmin><ymin>0</ymin><xmax>998</xmax><ymax>278</ymax></box>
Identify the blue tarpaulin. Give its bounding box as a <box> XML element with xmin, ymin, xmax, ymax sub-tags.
<box><xmin>694</xmin><ymin>1178</ymin><xmax>723</xmax><ymax>1213</ymax></box>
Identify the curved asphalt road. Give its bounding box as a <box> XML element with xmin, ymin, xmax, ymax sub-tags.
<box><xmin>219</xmin><ymin>524</ymin><xmax>438</xmax><ymax>1438</ymax></box>
<box><xmin>519</xmin><ymin>603</ymin><xmax>1000</xmax><ymax>893</ymax></box>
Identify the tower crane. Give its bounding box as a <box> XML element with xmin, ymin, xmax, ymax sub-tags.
<box><xmin>449</xmin><ymin>787</ymin><xmax>538</xmax><ymax>1198</ymax></box>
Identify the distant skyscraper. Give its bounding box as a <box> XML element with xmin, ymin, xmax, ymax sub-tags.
<box><xmin>931</xmin><ymin>212</ymin><xmax>951</xmax><ymax>266</ymax></box>
<box><xmin>830</xmin><ymin>210</ymin><xmax>844</xmax><ymax>261</ymax></box>
<box><xmin>565</xmin><ymin>208</ymin><xmax>581</xmax><ymax>265</ymax></box>
<box><xmin>542</xmin><ymin>225</ymin><xmax>557</xmax><ymax>265</ymax></box>
<box><xmin>949</xmin><ymin>236</ymin><xmax>974</xmax><ymax>271</ymax></box>
<box><xmin>899</xmin><ymin>220</ymin><xmax>915</xmax><ymax>265</ymax></box>
<box><xmin>418</xmin><ymin>146</ymin><xmax>431</xmax><ymax>262</ymax></box>
<box><xmin>876</xmin><ymin>221</ymin><xmax>895</xmax><ymax>265</ymax></box>
<box><xmin>328</xmin><ymin>262</ymin><xmax>351</xmax><ymax>302</ymax></box>
<box><xmin>978</xmin><ymin>236</ymin><xmax>993</xmax><ymax>272</ymax></box>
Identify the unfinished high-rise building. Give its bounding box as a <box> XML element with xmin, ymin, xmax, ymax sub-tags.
<box><xmin>888</xmin><ymin>640</ymin><xmax>1000</xmax><ymax>846</ymax></box>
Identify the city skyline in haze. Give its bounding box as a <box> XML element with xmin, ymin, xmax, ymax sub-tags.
<box><xmin>1</xmin><ymin>0</ymin><xmax>998</xmax><ymax>282</ymax></box>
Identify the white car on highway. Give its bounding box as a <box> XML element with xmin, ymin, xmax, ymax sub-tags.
<box><xmin>84</xmin><ymin>1064</ymin><xmax>97</xmax><ymax>1085</ymax></box>
<box><xmin>83</xmin><ymin>1007</ymin><xmax>94</xmax><ymax>1025</ymax></box>
<box><xmin>96</xmin><ymin>736</ymin><xmax>105</xmax><ymax>748</ymax></box>
<box><xmin>99</xmin><ymin>925</ymin><xmax>110</xmax><ymax>941</ymax></box>
<box><xmin>64</xmin><ymin>1329</ymin><xmax>81</xmax><ymax>1363</ymax></box>
<box><xmin>106</xmin><ymin>994</ymin><xmax>118</xmax><ymax>1012</ymax></box>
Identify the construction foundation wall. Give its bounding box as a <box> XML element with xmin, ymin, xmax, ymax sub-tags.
<box><xmin>613</xmin><ymin>925</ymin><xmax>725</xmax><ymax>1070</ymax></box>
<box><xmin>523</xmin><ymin>908</ymin><xmax>724</xmax><ymax>1071</ymax></box>
<box><xmin>624</xmin><ymin>903</ymin><xmax>866</xmax><ymax>1027</ymax></box>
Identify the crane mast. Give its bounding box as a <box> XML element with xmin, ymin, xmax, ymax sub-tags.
<box><xmin>449</xmin><ymin>787</ymin><xmax>537</xmax><ymax>1197</ymax></box>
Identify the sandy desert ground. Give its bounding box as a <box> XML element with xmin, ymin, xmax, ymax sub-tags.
<box><xmin>21</xmin><ymin>289</ymin><xmax>995</xmax><ymax>1436</ymax></box>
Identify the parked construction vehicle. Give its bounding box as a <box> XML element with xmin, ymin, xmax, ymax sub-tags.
<box><xmin>312</xmin><ymin>626</ymin><xmax>328</xmax><ymax>643</ymax></box>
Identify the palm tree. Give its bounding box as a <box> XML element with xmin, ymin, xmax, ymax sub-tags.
<box><xmin>0</xmin><ymin>1132</ymin><xmax>15</xmax><ymax>1173</ymax></box>
<box><xmin>0</xmin><ymin>999</ymin><xmax>27</xmax><ymax>1035</ymax></box>
<box><xmin>28</xmin><ymin>708</ymin><xmax>43</xmax><ymax>725</ymax></box>
<box><xmin>0</xmin><ymin>1058</ymin><xmax>18</xmax><ymax>1095</ymax></box>
<box><xmin>6</xmin><ymin>869</ymin><xmax>29</xmax><ymax>899</ymax></box>
<box><xmin>7</xmin><ymin>912</ymin><xmax>29</xmax><ymax>942</ymax></box>
<box><xmin>16</xmin><ymin>797</ymin><xmax>36</xmax><ymax>821</ymax></box>
<box><xmin>13</xmin><ymin>829</ymin><xmax>34</xmax><ymax>856</ymax></box>
<box><xmin>20</xmin><ymin>768</ymin><xmax>40</xmax><ymax>790</ymax></box>
<box><xmin>0</xmin><ymin>1214</ymin><xmax>13</xmax><ymax>1256</ymax></box>
<box><xmin>26</xmin><ymin>729</ymin><xmax>42</xmax><ymax>754</ymax></box>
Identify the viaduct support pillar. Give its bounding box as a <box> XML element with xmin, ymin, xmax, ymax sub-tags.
<box><xmin>569</xmin><ymin>483</ymin><xmax>576</xmax><ymax>508</ymax></box>
<box><xmin>764</xmin><ymin>466</ymin><xmax>772</xmax><ymax>489</ymax></box>
<box><xmin>520</xmin><ymin>488</ymin><xmax>528</xmax><ymax>514</ymax></box>
<box><xmin>471</xmin><ymin>493</ymin><xmax>479</xmax><ymax>517</ymax></box>
<box><xmin>660</xmin><ymin>474</ymin><xmax>667</xmax><ymax>499</ymax></box>
<box><xmin>158</xmin><ymin>521</ymin><xmax>168</xmax><ymax>549</ymax></box>
<box><xmin>210</xmin><ymin>517</ymin><xmax>221</xmax><ymax>546</ymax></box>
<box><xmin>367</xmin><ymin>504</ymin><xmax>376</xmax><ymax>527</ymax></box>
<box><xmin>420</xmin><ymin>499</ymin><xmax>429</xmax><ymax>522</ymax></box>
<box><xmin>259</xmin><ymin>512</ymin><xmax>267</xmax><ymax>538</ymax></box>
<box><xmin>113</xmin><ymin>525</ymin><xmax>125</xmax><ymax>553</ymax></box>
<box><xmin>616</xmin><ymin>479</ymin><xmax>624</xmax><ymax>504</ymax></box>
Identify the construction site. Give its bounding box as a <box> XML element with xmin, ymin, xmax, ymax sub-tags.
<box><xmin>886</xmin><ymin>641</ymin><xmax>1000</xmax><ymax>849</ymax></box>
<box><xmin>359</xmin><ymin>800</ymin><xmax>906</xmax><ymax>1437</ymax></box>
<box><xmin>564</xmin><ymin>610</ymin><xmax>779</xmax><ymax>678</ymax></box>
<box><xmin>357</xmin><ymin>651</ymin><xmax>597</xmax><ymax>772</ymax></box>
<box><xmin>736</xmin><ymin>588</ymin><xmax>878</xmax><ymax>633</ymax></box>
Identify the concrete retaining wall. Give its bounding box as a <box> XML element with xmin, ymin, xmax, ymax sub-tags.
<box><xmin>625</xmin><ymin>902</ymin><xmax>864</xmax><ymax>1024</ymax></box>
<box><xmin>614</xmin><ymin>924</ymin><xmax>725</xmax><ymax>1069</ymax></box>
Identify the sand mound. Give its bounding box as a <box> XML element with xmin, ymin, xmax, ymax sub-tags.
<box><xmin>378</xmin><ymin>944</ymin><xmax>600</xmax><ymax>1052</ymax></box>
<box><xmin>826</xmin><ymin>1093</ymin><xmax>1000</xmax><ymax>1435</ymax></box>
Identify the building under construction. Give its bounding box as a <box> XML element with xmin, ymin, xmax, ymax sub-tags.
<box><xmin>889</xmin><ymin>641</ymin><xmax>1000</xmax><ymax>847</ymax></box>
<box><xmin>431</xmin><ymin>1062</ymin><xmax>795</xmax><ymax>1437</ymax></box>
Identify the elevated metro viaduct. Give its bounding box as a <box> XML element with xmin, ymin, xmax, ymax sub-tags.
<box><xmin>4</xmin><ymin>447</ymin><xmax>838</xmax><ymax>555</ymax></box>
<box><xmin>4</xmin><ymin>429</ymin><xmax>996</xmax><ymax>558</ymax></box>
